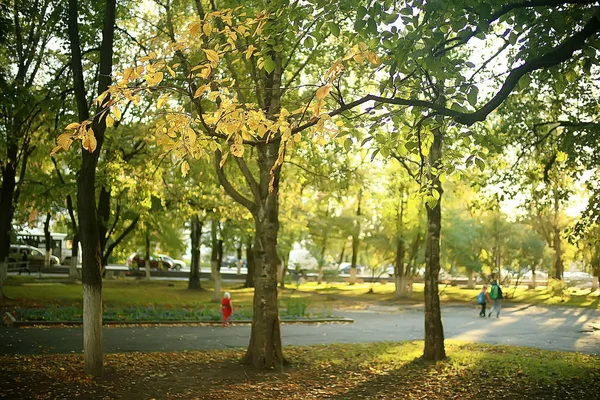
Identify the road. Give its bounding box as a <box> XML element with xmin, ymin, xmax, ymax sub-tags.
<box><xmin>1</xmin><ymin>304</ymin><xmax>598</xmax><ymax>356</ymax></box>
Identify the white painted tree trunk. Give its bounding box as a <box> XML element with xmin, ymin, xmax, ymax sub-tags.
<box><xmin>592</xmin><ymin>276</ymin><xmax>599</xmax><ymax>292</ymax></box>
<box><xmin>237</xmin><ymin>259</ymin><xmax>242</xmax><ymax>276</ymax></box>
<box><xmin>83</xmin><ymin>284</ymin><xmax>103</xmax><ymax>375</ymax></box>
<box><xmin>145</xmin><ymin>260</ymin><xmax>151</xmax><ymax>280</ymax></box>
<box><xmin>69</xmin><ymin>255</ymin><xmax>79</xmax><ymax>279</ymax></box>
<box><xmin>212</xmin><ymin>261</ymin><xmax>221</xmax><ymax>302</ymax></box>
<box><xmin>467</xmin><ymin>271</ymin><xmax>475</xmax><ymax>289</ymax></box>
<box><xmin>407</xmin><ymin>278</ymin><xmax>414</xmax><ymax>296</ymax></box>
<box><xmin>532</xmin><ymin>272</ymin><xmax>537</xmax><ymax>289</ymax></box>
<box><xmin>45</xmin><ymin>250</ymin><xmax>51</xmax><ymax>267</ymax></box>
<box><xmin>395</xmin><ymin>274</ymin><xmax>408</xmax><ymax>298</ymax></box>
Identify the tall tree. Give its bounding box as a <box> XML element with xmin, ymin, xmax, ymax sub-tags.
<box><xmin>66</xmin><ymin>0</ymin><xmax>116</xmax><ymax>376</ymax></box>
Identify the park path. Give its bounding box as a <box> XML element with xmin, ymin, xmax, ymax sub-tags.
<box><xmin>1</xmin><ymin>304</ymin><xmax>598</xmax><ymax>356</ymax></box>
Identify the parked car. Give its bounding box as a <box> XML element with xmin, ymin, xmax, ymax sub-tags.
<box><xmin>8</xmin><ymin>245</ymin><xmax>60</xmax><ymax>266</ymax></box>
<box><xmin>339</xmin><ymin>262</ymin><xmax>363</xmax><ymax>274</ymax></box>
<box><xmin>128</xmin><ymin>253</ymin><xmax>173</xmax><ymax>270</ymax></box>
<box><xmin>157</xmin><ymin>254</ymin><xmax>186</xmax><ymax>270</ymax></box>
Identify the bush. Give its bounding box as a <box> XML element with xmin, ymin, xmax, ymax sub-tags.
<box><xmin>280</xmin><ymin>297</ymin><xmax>310</xmax><ymax>318</ymax></box>
<box><xmin>547</xmin><ymin>278</ymin><xmax>567</xmax><ymax>298</ymax></box>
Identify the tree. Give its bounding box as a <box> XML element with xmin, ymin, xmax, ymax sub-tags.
<box><xmin>66</xmin><ymin>0</ymin><xmax>116</xmax><ymax>376</ymax></box>
<box><xmin>0</xmin><ymin>1</ymin><xmax>65</xmax><ymax>276</ymax></box>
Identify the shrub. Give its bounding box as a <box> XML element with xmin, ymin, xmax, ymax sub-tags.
<box><xmin>547</xmin><ymin>278</ymin><xmax>567</xmax><ymax>298</ymax></box>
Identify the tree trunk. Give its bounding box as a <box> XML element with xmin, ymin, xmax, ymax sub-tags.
<box><xmin>349</xmin><ymin>191</ymin><xmax>362</xmax><ymax>285</ymax></box>
<box><xmin>0</xmin><ymin>160</ymin><xmax>17</xmax><ymax>268</ymax></box>
<box><xmin>530</xmin><ymin>265</ymin><xmax>537</xmax><ymax>289</ymax></box>
<box><xmin>68</xmin><ymin>0</ymin><xmax>116</xmax><ymax>377</ymax></box>
<box><xmin>553</xmin><ymin>228</ymin><xmax>563</xmax><ymax>280</ymax></box>
<box><xmin>69</xmin><ymin>233</ymin><xmax>79</xmax><ymax>279</ymax></box>
<box><xmin>337</xmin><ymin>243</ymin><xmax>346</xmax><ymax>268</ymax></box>
<box><xmin>236</xmin><ymin>244</ymin><xmax>243</xmax><ymax>275</ymax></box>
<box><xmin>0</xmin><ymin>258</ymin><xmax>7</xmax><ymax>300</ymax></box>
<box><xmin>422</xmin><ymin>128</ymin><xmax>446</xmax><ymax>362</ymax></box>
<box><xmin>467</xmin><ymin>270</ymin><xmax>475</xmax><ymax>289</ymax></box>
<box><xmin>210</xmin><ymin>219</ymin><xmax>222</xmax><ymax>302</ymax></box>
<box><xmin>188</xmin><ymin>214</ymin><xmax>202</xmax><ymax>290</ymax></box>
<box><xmin>144</xmin><ymin>229</ymin><xmax>151</xmax><ymax>279</ymax></box>
<box><xmin>241</xmin><ymin>141</ymin><xmax>286</xmax><ymax>369</ymax></box>
<box><xmin>279</xmin><ymin>256</ymin><xmax>287</xmax><ymax>289</ymax></box>
<box><xmin>591</xmin><ymin>266</ymin><xmax>599</xmax><ymax>292</ymax></box>
<box><xmin>43</xmin><ymin>212</ymin><xmax>52</xmax><ymax>266</ymax></box>
<box><xmin>244</xmin><ymin>237</ymin><xmax>255</xmax><ymax>288</ymax></box>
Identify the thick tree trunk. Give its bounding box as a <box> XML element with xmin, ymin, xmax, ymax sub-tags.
<box><xmin>530</xmin><ymin>265</ymin><xmax>537</xmax><ymax>289</ymax></box>
<box><xmin>241</xmin><ymin>141</ymin><xmax>286</xmax><ymax>369</ymax></box>
<box><xmin>210</xmin><ymin>219</ymin><xmax>221</xmax><ymax>301</ymax></box>
<box><xmin>0</xmin><ymin>161</ymin><xmax>17</xmax><ymax>266</ymax></box>
<box><xmin>244</xmin><ymin>237</ymin><xmax>255</xmax><ymax>288</ymax></box>
<box><xmin>69</xmin><ymin>234</ymin><xmax>80</xmax><ymax>279</ymax></box>
<box><xmin>467</xmin><ymin>270</ymin><xmax>475</xmax><ymax>289</ymax></box>
<box><xmin>97</xmin><ymin>187</ymin><xmax>111</xmax><ymax>264</ymax></box>
<box><xmin>422</xmin><ymin>128</ymin><xmax>446</xmax><ymax>362</ymax></box>
<box><xmin>68</xmin><ymin>0</ymin><xmax>115</xmax><ymax>377</ymax></box>
<box><xmin>188</xmin><ymin>215</ymin><xmax>202</xmax><ymax>290</ymax></box>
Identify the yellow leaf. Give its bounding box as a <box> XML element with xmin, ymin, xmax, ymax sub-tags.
<box><xmin>202</xmin><ymin>22</ymin><xmax>213</xmax><ymax>36</ymax></box>
<box><xmin>166</xmin><ymin>65</ymin><xmax>176</xmax><ymax>78</ymax></box>
<box><xmin>293</xmin><ymin>133</ymin><xmax>301</xmax><ymax>143</ymax></box>
<box><xmin>364</xmin><ymin>51</ymin><xmax>381</xmax><ymax>65</ymax></box>
<box><xmin>50</xmin><ymin>145</ymin><xmax>62</xmax><ymax>156</ymax></box>
<box><xmin>82</xmin><ymin>128</ymin><xmax>97</xmax><ymax>152</ymax></box>
<box><xmin>106</xmin><ymin>114</ymin><xmax>114</xmax><ymax>128</ymax></box>
<box><xmin>316</xmin><ymin>85</ymin><xmax>331</xmax><ymax>100</ymax></box>
<box><xmin>208</xmin><ymin>91</ymin><xmax>220</xmax><ymax>101</ymax></box>
<box><xmin>336</xmin><ymin>120</ymin><xmax>344</xmax><ymax>127</ymax></box>
<box><xmin>157</xmin><ymin>93</ymin><xmax>170</xmax><ymax>109</ymax></box>
<box><xmin>190</xmin><ymin>64</ymin><xmax>204</xmax><ymax>72</ymax></box>
<box><xmin>230</xmin><ymin>143</ymin><xmax>244</xmax><ymax>157</ymax></box>
<box><xmin>112</xmin><ymin>106</ymin><xmax>122</xmax><ymax>121</ymax></box>
<box><xmin>65</xmin><ymin>122</ymin><xmax>81</xmax><ymax>130</ymax></box>
<box><xmin>199</xmin><ymin>66</ymin><xmax>212</xmax><ymax>79</ymax></box>
<box><xmin>219</xmin><ymin>151</ymin><xmax>229</xmax><ymax>167</ymax></box>
<box><xmin>145</xmin><ymin>71</ymin><xmax>164</xmax><ymax>87</ymax></box>
<box><xmin>181</xmin><ymin>161</ymin><xmax>190</xmax><ymax>177</ymax></box>
<box><xmin>203</xmin><ymin>49</ymin><xmax>219</xmax><ymax>63</ymax></box>
<box><xmin>353</xmin><ymin>54</ymin><xmax>365</xmax><ymax>63</ymax></box>
<box><xmin>193</xmin><ymin>85</ymin><xmax>208</xmax><ymax>98</ymax></box>
<box><xmin>57</xmin><ymin>133</ymin><xmax>73</xmax><ymax>151</ymax></box>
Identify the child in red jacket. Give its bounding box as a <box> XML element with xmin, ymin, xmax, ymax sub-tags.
<box><xmin>221</xmin><ymin>292</ymin><xmax>232</xmax><ymax>326</ymax></box>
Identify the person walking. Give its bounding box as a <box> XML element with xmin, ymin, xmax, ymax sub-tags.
<box><xmin>221</xmin><ymin>292</ymin><xmax>233</xmax><ymax>327</ymax></box>
<box><xmin>477</xmin><ymin>285</ymin><xmax>491</xmax><ymax>317</ymax></box>
<box><xmin>488</xmin><ymin>279</ymin><xmax>503</xmax><ymax>318</ymax></box>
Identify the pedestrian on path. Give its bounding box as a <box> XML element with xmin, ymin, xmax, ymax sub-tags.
<box><xmin>221</xmin><ymin>292</ymin><xmax>232</xmax><ymax>327</ymax></box>
<box><xmin>488</xmin><ymin>280</ymin><xmax>503</xmax><ymax>318</ymax></box>
<box><xmin>477</xmin><ymin>285</ymin><xmax>491</xmax><ymax>317</ymax></box>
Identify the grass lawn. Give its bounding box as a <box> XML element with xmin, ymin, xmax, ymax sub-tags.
<box><xmin>1</xmin><ymin>341</ymin><xmax>598</xmax><ymax>399</ymax></box>
<box><xmin>2</xmin><ymin>276</ymin><xmax>599</xmax><ymax>317</ymax></box>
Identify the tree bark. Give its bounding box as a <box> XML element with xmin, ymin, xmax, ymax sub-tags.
<box><xmin>144</xmin><ymin>228</ymin><xmax>151</xmax><ymax>279</ymax></box>
<box><xmin>349</xmin><ymin>191</ymin><xmax>362</xmax><ymax>285</ymax></box>
<box><xmin>188</xmin><ymin>214</ymin><xmax>202</xmax><ymax>290</ymax></box>
<box><xmin>68</xmin><ymin>0</ymin><xmax>116</xmax><ymax>377</ymax></box>
<box><xmin>43</xmin><ymin>212</ymin><xmax>52</xmax><ymax>266</ymax></box>
<box><xmin>244</xmin><ymin>237</ymin><xmax>255</xmax><ymax>288</ymax></box>
<box><xmin>467</xmin><ymin>270</ymin><xmax>475</xmax><ymax>289</ymax></box>
<box><xmin>69</xmin><ymin>233</ymin><xmax>79</xmax><ymax>279</ymax></box>
<box><xmin>422</xmin><ymin>128</ymin><xmax>446</xmax><ymax>362</ymax></box>
<box><xmin>0</xmin><ymin>158</ymin><xmax>17</xmax><ymax>268</ymax></box>
<box><xmin>395</xmin><ymin>188</ymin><xmax>406</xmax><ymax>299</ymax></box>
<box><xmin>241</xmin><ymin>141</ymin><xmax>286</xmax><ymax>369</ymax></box>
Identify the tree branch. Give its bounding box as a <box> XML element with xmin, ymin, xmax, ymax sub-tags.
<box><xmin>234</xmin><ymin>156</ymin><xmax>262</xmax><ymax>205</ymax></box>
<box><xmin>214</xmin><ymin>149</ymin><xmax>256</xmax><ymax>212</ymax></box>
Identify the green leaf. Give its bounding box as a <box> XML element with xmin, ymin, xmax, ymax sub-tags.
<box><xmin>328</xmin><ymin>22</ymin><xmax>340</xmax><ymax>37</ymax></box>
<box><xmin>355</xmin><ymin>18</ymin><xmax>367</xmax><ymax>31</ymax></box>
<box><xmin>356</xmin><ymin>6</ymin><xmax>368</xmax><ymax>20</ymax></box>
<box><xmin>344</xmin><ymin>138</ymin><xmax>353</xmax><ymax>151</ymax></box>
<box><xmin>475</xmin><ymin>157</ymin><xmax>485</xmax><ymax>171</ymax></box>
<box><xmin>467</xmin><ymin>86</ymin><xmax>479</xmax><ymax>107</ymax></box>
<box><xmin>263</xmin><ymin>56</ymin><xmax>276</xmax><ymax>74</ymax></box>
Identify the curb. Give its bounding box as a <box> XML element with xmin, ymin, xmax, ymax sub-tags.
<box><xmin>4</xmin><ymin>311</ymin><xmax>16</xmax><ymax>327</ymax></box>
<box><xmin>8</xmin><ymin>317</ymin><xmax>354</xmax><ymax>328</ymax></box>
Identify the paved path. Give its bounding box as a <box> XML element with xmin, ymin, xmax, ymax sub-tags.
<box><xmin>1</xmin><ymin>304</ymin><xmax>598</xmax><ymax>356</ymax></box>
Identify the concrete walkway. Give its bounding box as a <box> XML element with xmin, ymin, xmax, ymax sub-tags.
<box><xmin>1</xmin><ymin>304</ymin><xmax>598</xmax><ymax>356</ymax></box>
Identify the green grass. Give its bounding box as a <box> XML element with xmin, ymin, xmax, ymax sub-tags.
<box><xmin>3</xmin><ymin>276</ymin><xmax>598</xmax><ymax>313</ymax></box>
